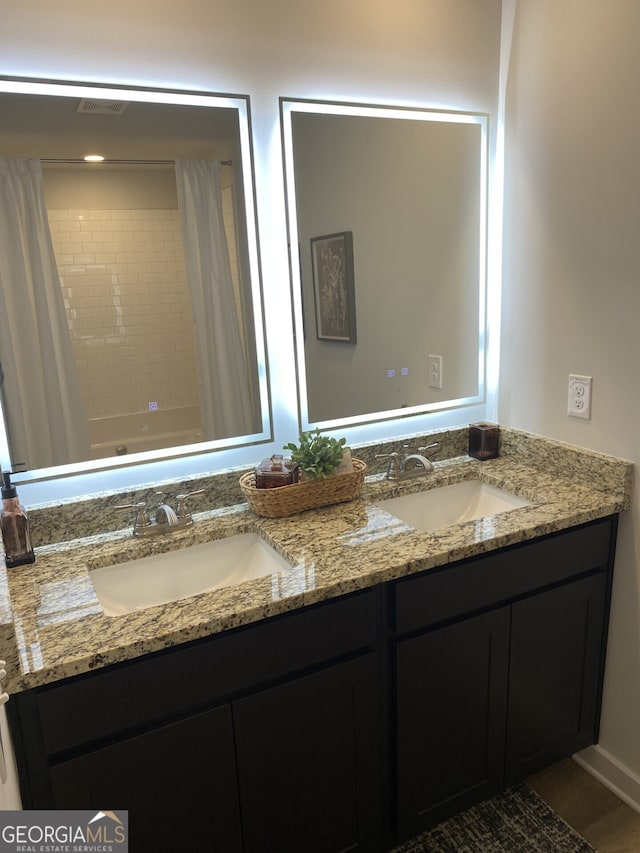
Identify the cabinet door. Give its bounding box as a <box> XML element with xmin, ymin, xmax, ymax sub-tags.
<box><xmin>49</xmin><ymin>705</ymin><xmax>242</xmax><ymax>853</ymax></box>
<box><xmin>396</xmin><ymin>607</ymin><xmax>510</xmax><ymax>840</ymax></box>
<box><xmin>506</xmin><ymin>571</ymin><xmax>607</xmax><ymax>784</ymax></box>
<box><xmin>233</xmin><ymin>654</ymin><xmax>380</xmax><ymax>853</ymax></box>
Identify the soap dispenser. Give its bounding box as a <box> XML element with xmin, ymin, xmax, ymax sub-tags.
<box><xmin>1</xmin><ymin>472</ymin><xmax>35</xmax><ymax>568</ymax></box>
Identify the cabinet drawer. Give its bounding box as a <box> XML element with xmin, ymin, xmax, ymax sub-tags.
<box><xmin>36</xmin><ymin>588</ymin><xmax>378</xmax><ymax>756</ymax></box>
<box><xmin>395</xmin><ymin>518</ymin><xmax>614</xmax><ymax>635</ymax></box>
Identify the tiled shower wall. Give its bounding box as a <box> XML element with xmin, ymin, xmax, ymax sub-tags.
<box><xmin>47</xmin><ymin>208</ymin><xmax>200</xmax><ymax>421</ymax></box>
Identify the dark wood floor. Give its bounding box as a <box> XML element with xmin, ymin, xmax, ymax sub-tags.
<box><xmin>528</xmin><ymin>758</ymin><xmax>640</xmax><ymax>852</ymax></box>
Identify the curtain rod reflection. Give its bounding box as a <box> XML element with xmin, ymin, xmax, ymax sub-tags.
<box><xmin>41</xmin><ymin>158</ymin><xmax>233</xmax><ymax>166</ymax></box>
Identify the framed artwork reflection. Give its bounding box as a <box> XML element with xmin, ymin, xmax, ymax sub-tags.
<box><xmin>310</xmin><ymin>231</ymin><xmax>356</xmax><ymax>343</ymax></box>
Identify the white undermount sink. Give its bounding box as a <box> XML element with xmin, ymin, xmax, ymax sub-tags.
<box><xmin>375</xmin><ymin>480</ymin><xmax>532</xmax><ymax>533</ymax></box>
<box><xmin>89</xmin><ymin>533</ymin><xmax>293</xmax><ymax>617</ymax></box>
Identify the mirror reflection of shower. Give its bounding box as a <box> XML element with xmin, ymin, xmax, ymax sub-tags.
<box><xmin>0</xmin><ymin>82</ymin><xmax>271</xmax><ymax>482</ymax></box>
<box><xmin>43</xmin><ymin>160</ymin><xmax>253</xmax><ymax>460</ymax></box>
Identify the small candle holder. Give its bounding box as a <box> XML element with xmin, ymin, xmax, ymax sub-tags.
<box><xmin>468</xmin><ymin>422</ymin><xmax>499</xmax><ymax>460</ymax></box>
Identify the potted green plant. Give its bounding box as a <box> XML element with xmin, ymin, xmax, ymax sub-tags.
<box><xmin>284</xmin><ymin>428</ymin><xmax>349</xmax><ymax>480</ymax></box>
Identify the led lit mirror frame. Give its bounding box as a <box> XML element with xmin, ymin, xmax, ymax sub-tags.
<box><xmin>281</xmin><ymin>98</ymin><xmax>488</xmax><ymax>433</ymax></box>
<box><xmin>0</xmin><ymin>78</ymin><xmax>271</xmax><ymax>483</ymax></box>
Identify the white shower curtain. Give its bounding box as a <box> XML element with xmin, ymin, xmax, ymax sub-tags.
<box><xmin>175</xmin><ymin>159</ymin><xmax>258</xmax><ymax>440</ymax></box>
<box><xmin>0</xmin><ymin>158</ymin><xmax>90</xmax><ymax>469</ymax></box>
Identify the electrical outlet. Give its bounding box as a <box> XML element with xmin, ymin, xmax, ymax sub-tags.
<box><xmin>568</xmin><ymin>374</ymin><xmax>592</xmax><ymax>420</ymax></box>
<box><xmin>428</xmin><ymin>354</ymin><xmax>443</xmax><ymax>390</ymax></box>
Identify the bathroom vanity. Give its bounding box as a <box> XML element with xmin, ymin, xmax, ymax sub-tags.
<box><xmin>1</xmin><ymin>429</ymin><xmax>633</xmax><ymax>853</ymax></box>
<box><xmin>393</xmin><ymin>515</ymin><xmax>614</xmax><ymax>837</ymax></box>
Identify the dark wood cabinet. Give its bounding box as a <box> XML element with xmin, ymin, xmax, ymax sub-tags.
<box><xmin>392</xmin><ymin>517</ymin><xmax>616</xmax><ymax>841</ymax></box>
<box><xmin>50</xmin><ymin>705</ymin><xmax>243</xmax><ymax>853</ymax></box>
<box><xmin>8</xmin><ymin>517</ymin><xmax>618</xmax><ymax>852</ymax></box>
<box><xmin>505</xmin><ymin>571</ymin><xmax>608</xmax><ymax>784</ymax></box>
<box><xmin>10</xmin><ymin>589</ymin><xmax>381</xmax><ymax>853</ymax></box>
<box><xmin>396</xmin><ymin>607</ymin><xmax>510</xmax><ymax>837</ymax></box>
<box><xmin>46</xmin><ymin>655</ymin><xmax>381</xmax><ymax>853</ymax></box>
<box><xmin>234</xmin><ymin>655</ymin><xmax>380</xmax><ymax>853</ymax></box>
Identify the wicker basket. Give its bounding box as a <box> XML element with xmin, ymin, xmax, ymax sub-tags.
<box><xmin>239</xmin><ymin>458</ymin><xmax>367</xmax><ymax>518</ymax></box>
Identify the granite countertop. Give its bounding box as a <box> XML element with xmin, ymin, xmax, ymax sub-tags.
<box><xmin>0</xmin><ymin>429</ymin><xmax>633</xmax><ymax>694</ymax></box>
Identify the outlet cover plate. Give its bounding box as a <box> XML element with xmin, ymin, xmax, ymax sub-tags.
<box><xmin>568</xmin><ymin>374</ymin><xmax>592</xmax><ymax>420</ymax></box>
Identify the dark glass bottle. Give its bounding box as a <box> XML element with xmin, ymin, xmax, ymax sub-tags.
<box><xmin>255</xmin><ymin>455</ymin><xmax>299</xmax><ymax>489</ymax></box>
<box><xmin>1</xmin><ymin>472</ymin><xmax>35</xmax><ymax>568</ymax></box>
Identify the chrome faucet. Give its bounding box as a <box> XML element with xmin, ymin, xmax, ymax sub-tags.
<box><xmin>376</xmin><ymin>443</ymin><xmax>439</xmax><ymax>481</ymax></box>
<box><xmin>115</xmin><ymin>489</ymin><xmax>205</xmax><ymax>537</ymax></box>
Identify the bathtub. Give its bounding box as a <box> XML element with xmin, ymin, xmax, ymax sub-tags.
<box><xmin>88</xmin><ymin>407</ymin><xmax>203</xmax><ymax>459</ymax></box>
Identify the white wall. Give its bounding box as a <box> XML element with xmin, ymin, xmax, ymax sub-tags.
<box><xmin>501</xmin><ymin>0</ymin><xmax>640</xmax><ymax>805</ymax></box>
<box><xmin>43</xmin><ymin>167</ymin><xmax>179</xmax><ymax>209</ymax></box>
<box><xmin>1</xmin><ymin>0</ymin><xmax>501</xmax><ymax>501</ymax></box>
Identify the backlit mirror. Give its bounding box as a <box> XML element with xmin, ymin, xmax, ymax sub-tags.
<box><xmin>0</xmin><ymin>79</ymin><xmax>270</xmax><ymax>481</ymax></box>
<box><xmin>281</xmin><ymin>99</ymin><xmax>487</xmax><ymax>431</ymax></box>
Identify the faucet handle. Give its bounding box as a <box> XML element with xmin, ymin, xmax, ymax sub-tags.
<box><xmin>115</xmin><ymin>500</ymin><xmax>147</xmax><ymax>512</ymax></box>
<box><xmin>417</xmin><ymin>442</ymin><xmax>439</xmax><ymax>456</ymax></box>
<box><xmin>114</xmin><ymin>501</ymin><xmax>152</xmax><ymax>531</ymax></box>
<box><xmin>374</xmin><ymin>451</ymin><xmax>401</xmax><ymax>478</ymax></box>
<box><xmin>175</xmin><ymin>488</ymin><xmax>206</xmax><ymax>523</ymax></box>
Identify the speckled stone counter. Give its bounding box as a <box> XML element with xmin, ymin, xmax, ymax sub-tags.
<box><xmin>1</xmin><ymin>427</ymin><xmax>633</xmax><ymax>694</ymax></box>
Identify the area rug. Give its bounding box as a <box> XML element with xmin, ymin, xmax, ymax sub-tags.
<box><xmin>393</xmin><ymin>784</ymin><xmax>596</xmax><ymax>852</ymax></box>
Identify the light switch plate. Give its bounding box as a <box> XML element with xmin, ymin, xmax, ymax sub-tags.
<box><xmin>568</xmin><ymin>374</ymin><xmax>592</xmax><ymax>420</ymax></box>
<box><xmin>428</xmin><ymin>354</ymin><xmax>443</xmax><ymax>390</ymax></box>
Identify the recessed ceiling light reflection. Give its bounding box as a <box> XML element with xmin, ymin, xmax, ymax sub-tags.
<box><xmin>83</xmin><ymin>154</ymin><xmax>105</xmax><ymax>162</ymax></box>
